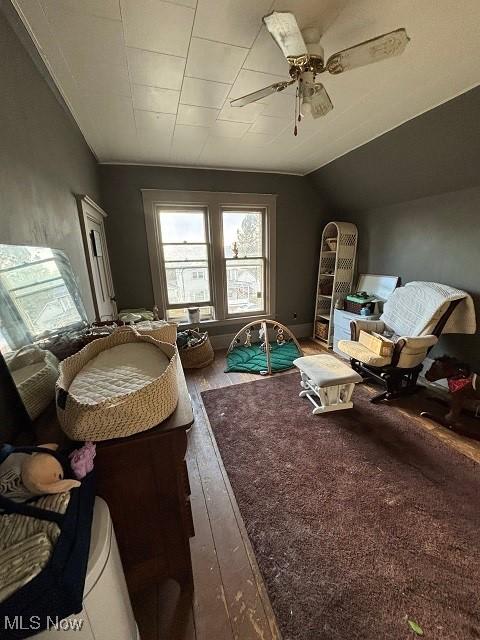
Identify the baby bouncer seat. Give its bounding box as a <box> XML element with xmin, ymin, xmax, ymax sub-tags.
<box><xmin>338</xmin><ymin>282</ymin><xmax>476</xmax><ymax>403</ymax></box>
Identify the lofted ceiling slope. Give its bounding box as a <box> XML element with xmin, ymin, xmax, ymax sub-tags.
<box><xmin>11</xmin><ymin>0</ymin><xmax>480</xmax><ymax>174</ymax></box>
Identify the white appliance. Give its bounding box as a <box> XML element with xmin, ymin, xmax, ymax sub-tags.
<box><xmin>333</xmin><ymin>274</ymin><xmax>398</xmax><ymax>356</ymax></box>
<box><xmin>35</xmin><ymin>497</ymin><xmax>139</xmax><ymax>640</ymax></box>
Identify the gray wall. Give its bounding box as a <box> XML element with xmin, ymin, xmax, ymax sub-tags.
<box><xmin>99</xmin><ymin>164</ymin><xmax>324</xmax><ymax>331</ymax></box>
<box><xmin>0</xmin><ymin>5</ymin><xmax>101</xmax><ymax>320</ymax></box>
<box><xmin>308</xmin><ymin>86</ymin><xmax>480</xmax><ymax>364</ymax></box>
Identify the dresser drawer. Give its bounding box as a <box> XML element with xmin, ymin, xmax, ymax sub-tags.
<box><xmin>334</xmin><ymin>309</ymin><xmax>380</xmax><ymax>332</ymax></box>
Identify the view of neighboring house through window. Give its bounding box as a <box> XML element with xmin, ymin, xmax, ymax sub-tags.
<box><xmin>144</xmin><ymin>191</ymin><xmax>275</xmax><ymax>324</ymax></box>
<box><xmin>0</xmin><ymin>244</ymin><xmax>86</xmax><ymax>351</ymax></box>
<box><xmin>222</xmin><ymin>210</ymin><xmax>264</xmax><ymax>315</ymax></box>
<box><xmin>158</xmin><ymin>208</ymin><xmax>214</xmax><ymax>322</ymax></box>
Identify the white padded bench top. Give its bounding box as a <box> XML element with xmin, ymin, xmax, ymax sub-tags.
<box><xmin>293</xmin><ymin>354</ymin><xmax>362</xmax><ymax>387</ymax></box>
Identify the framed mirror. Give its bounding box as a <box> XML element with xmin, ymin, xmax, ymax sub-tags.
<box><xmin>0</xmin><ymin>243</ymin><xmax>88</xmax><ymax>437</ymax></box>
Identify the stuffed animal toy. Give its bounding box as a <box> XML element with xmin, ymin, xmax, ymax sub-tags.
<box><xmin>0</xmin><ymin>443</ymin><xmax>80</xmax><ymax>502</ymax></box>
<box><xmin>422</xmin><ymin>355</ymin><xmax>480</xmax><ymax>428</ymax></box>
<box><xmin>69</xmin><ymin>442</ymin><xmax>96</xmax><ymax>480</ymax></box>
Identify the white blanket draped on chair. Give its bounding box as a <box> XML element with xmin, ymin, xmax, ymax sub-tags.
<box><xmin>382</xmin><ymin>281</ymin><xmax>476</xmax><ymax>337</ymax></box>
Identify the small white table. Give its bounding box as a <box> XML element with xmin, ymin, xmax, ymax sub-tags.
<box><xmin>293</xmin><ymin>354</ymin><xmax>362</xmax><ymax>414</ymax></box>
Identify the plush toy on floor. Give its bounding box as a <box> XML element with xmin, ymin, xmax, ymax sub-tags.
<box><xmin>421</xmin><ymin>355</ymin><xmax>480</xmax><ymax>428</ymax></box>
<box><xmin>0</xmin><ymin>443</ymin><xmax>80</xmax><ymax>502</ymax></box>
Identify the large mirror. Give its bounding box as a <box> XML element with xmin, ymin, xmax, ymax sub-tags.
<box><xmin>0</xmin><ymin>243</ymin><xmax>87</xmax><ymax>353</ymax></box>
<box><xmin>0</xmin><ymin>243</ymin><xmax>88</xmax><ymax>431</ymax></box>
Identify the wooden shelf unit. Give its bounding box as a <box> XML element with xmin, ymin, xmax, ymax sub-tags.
<box><xmin>313</xmin><ymin>221</ymin><xmax>358</xmax><ymax>348</ymax></box>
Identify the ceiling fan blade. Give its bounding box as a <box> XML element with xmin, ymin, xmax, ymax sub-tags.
<box><xmin>326</xmin><ymin>28</ymin><xmax>410</xmax><ymax>75</ymax></box>
<box><xmin>263</xmin><ymin>11</ymin><xmax>308</xmax><ymax>62</ymax></box>
<box><xmin>230</xmin><ymin>80</ymin><xmax>294</xmax><ymax>108</ymax></box>
<box><xmin>303</xmin><ymin>83</ymin><xmax>333</xmax><ymax>119</ymax></box>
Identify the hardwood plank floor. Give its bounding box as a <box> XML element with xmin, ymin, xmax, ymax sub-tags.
<box><xmin>131</xmin><ymin>340</ymin><xmax>480</xmax><ymax>639</ymax></box>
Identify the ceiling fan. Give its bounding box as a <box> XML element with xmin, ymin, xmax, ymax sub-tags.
<box><xmin>230</xmin><ymin>11</ymin><xmax>410</xmax><ymax>135</ymax></box>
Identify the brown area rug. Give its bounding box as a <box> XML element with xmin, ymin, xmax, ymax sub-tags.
<box><xmin>201</xmin><ymin>374</ymin><xmax>480</xmax><ymax>640</ymax></box>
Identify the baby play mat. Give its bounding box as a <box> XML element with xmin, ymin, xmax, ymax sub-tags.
<box><xmin>226</xmin><ymin>320</ymin><xmax>303</xmax><ymax>375</ymax></box>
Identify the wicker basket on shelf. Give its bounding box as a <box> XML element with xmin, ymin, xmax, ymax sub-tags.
<box><xmin>179</xmin><ymin>330</ymin><xmax>214</xmax><ymax>369</ymax></box>
<box><xmin>315</xmin><ymin>321</ymin><xmax>329</xmax><ymax>340</ymax></box>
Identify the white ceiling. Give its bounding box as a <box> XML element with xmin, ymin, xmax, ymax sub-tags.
<box><xmin>12</xmin><ymin>0</ymin><xmax>480</xmax><ymax>174</ymax></box>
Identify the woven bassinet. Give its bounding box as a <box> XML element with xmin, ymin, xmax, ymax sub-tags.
<box><xmin>56</xmin><ymin>326</ymin><xmax>178</xmax><ymax>442</ymax></box>
<box><xmin>135</xmin><ymin>320</ymin><xmax>177</xmax><ymax>345</ymax></box>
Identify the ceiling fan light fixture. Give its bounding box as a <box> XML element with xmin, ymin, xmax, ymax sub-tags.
<box><xmin>232</xmin><ymin>12</ymin><xmax>410</xmax><ymax>135</ymax></box>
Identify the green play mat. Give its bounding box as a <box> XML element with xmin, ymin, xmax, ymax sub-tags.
<box><xmin>226</xmin><ymin>341</ymin><xmax>301</xmax><ymax>374</ymax></box>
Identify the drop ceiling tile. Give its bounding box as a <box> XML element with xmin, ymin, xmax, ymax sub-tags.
<box><xmin>40</xmin><ymin>0</ymin><xmax>121</xmax><ymax>21</ymax></box>
<box><xmin>173</xmin><ymin>124</ymin><xmax>210</xmax><ymax>146</ymax></box>
<box><xmin>218</xmin><ymin>101</ymin><xmax>265</xmax><ymax>123</ymax></box>
<box><xmin>41</xmin><ymin>2</ymin><xmax>126</xmax><ymax>67</ymax></box>
<box><xmin>74</xmin><ymin>62</ymin><xmax>131</xmax><ymax>97</ymax></box>
<box><xmin>133</xmin><ymin>85</ymin><xmax>180</xmax><ymax>114</ymax></box>
<box><xmin>127</xmin><ymin>48</ymin><xmax>185</xmax><ymax>90</ymax></box>
<box><xmin>243</xmin><ymin>29</ymin><xmax>289</xmax><ymax>76</ymax></box>
<box><xmin>242</xmin><ymin>132</ymin><xmax>276</xmax><ymax>146</ymax></box>
<box><xmin>85</xmin><ymin>95</ymin><xmax>137</xmax><ymax>147</ymax></box>
<box><xmin>185</xmin><ymin>38</ymin><xmax>248</xmax><ymax>84</ymax></box>
<box><xmin>193</xmin><ymin>0</ymin><xmax>273</xmax><ymax>48</ymax></box>
<box><xmin>261</xmin><ymin>92</ymin><xmax>296</xmax><ymax>118</ymax></box>
<box><xmin>170</xmin><ymin>124</ymin><xmax>209</xmax><ymax>163</ymax></box>
<box><xmin>209</xmin><ymin>120</ymin><xmax>250</xmax><ymax>138</ymax></box>
<box><xmin>135</xmin><ymin>109</ymin><xmax>177</xmax><ymax>136</ymax></box>
<box><xmin>121</xmin><ymin>0</ymin><xmax>194</xmax><ymax>57</ymax></box>
<box><xmin>200</xmin><ymin>136</ymin><xmax>242</xmax><ymax>159</ymax></box>
<box><xmin>177</xmin><ymin>104</ymin><xmax>219</xmax><ymax>126</ymax></box>
<box><xmin>249</xmin><ymin>115</ymin><xmax>289</xmax><ymax>135</ymax></box>
<box><xmin>180</xmin><ymin>77</ymin><xmax>231</xmax><ymax>109</ymax></box>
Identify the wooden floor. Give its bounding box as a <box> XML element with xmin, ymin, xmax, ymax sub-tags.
<box><xmin>131</xmin><ymin>340</ymin><xmax>480</xmax><ymax>640</ymax></box>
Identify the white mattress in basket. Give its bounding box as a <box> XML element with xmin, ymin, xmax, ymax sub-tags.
<box><xmin>69</xmin><ymin>343</ymin><xmax>170</xmax><ymax>405</ymax></box>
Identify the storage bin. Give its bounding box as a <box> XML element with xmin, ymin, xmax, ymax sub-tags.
<box><xmin>179</xmin><ymin>331</ymin><xmax>214</xmax><ymax>369</ymax></box>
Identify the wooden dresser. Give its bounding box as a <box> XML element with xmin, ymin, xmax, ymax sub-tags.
<box><xmin>94</xmin><ymin>361</ymin><xmax>195</xmax><ymax>593</ymax></box>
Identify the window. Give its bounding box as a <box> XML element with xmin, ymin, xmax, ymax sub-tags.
<box><xmin>157</xmin><ymin>208</ymin><xmax>214</xmax><ymax>322</ymax></box>
<box><xmin>144</xmin><ymin>191</ymin><xmax>276</xmax><ymax>325</ymax></box>
<box><xmin>223</xmin><ymin>210</ymin><xmax>264</xmax><ymax>315</ymax></box>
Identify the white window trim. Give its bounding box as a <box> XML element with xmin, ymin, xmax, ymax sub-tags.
<box><xmin>142</xmin><ymin>189</ymin><xmax>277</xmax><ymax>327</ymax></box>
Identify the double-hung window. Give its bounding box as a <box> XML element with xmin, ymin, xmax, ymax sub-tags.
<box><xmin>143</xmin><ymin>191</ymin><xmax>276</xmax><ymax>325</ymax></box>
<box><xmin>157</xmin><ymin>207</ymin><xmax>214</xmax><ymax>323</ymax></box>
<box><xmin>222</xmin><ymin>209</ymin><xmax>265</xmax><ymax>316</ymax></box>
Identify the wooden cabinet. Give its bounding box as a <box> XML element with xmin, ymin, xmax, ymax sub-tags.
<box><xmin>94</xmin><ymin>362</ymin><xmax>195</xmax><ymax>593</ymax></box>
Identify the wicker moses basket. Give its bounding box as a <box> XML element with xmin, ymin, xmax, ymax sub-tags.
<box><xmin>56</xmin><ymin>326</ymin><xmax>178</xmax><ymax>441</ymax></box>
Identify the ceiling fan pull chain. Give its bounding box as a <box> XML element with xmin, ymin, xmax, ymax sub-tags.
<box><xmin>294</xmin><ymin>85</ymin><xmax>298</xmax><ymax>136</ymax></box>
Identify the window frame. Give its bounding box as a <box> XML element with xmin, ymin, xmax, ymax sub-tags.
<box><xmin>221</xmin><ymin>207</ymin><xmax>267</xmax><ymax>319</ymax></box>
<box><xmin>143</xmin><ymin>190</ymin><xmax>276</xmax><ymax>327</ymax></box>
<box><xmin>156</xmin><ymin>205</ymin><xmax>214</xmax><ymax>312</ymax></box>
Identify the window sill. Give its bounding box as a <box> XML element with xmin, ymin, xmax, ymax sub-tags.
<box><xmin>174</xmin><ymin>313</ymin><xmax>273</xmax><ymax>331</ymax></box>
